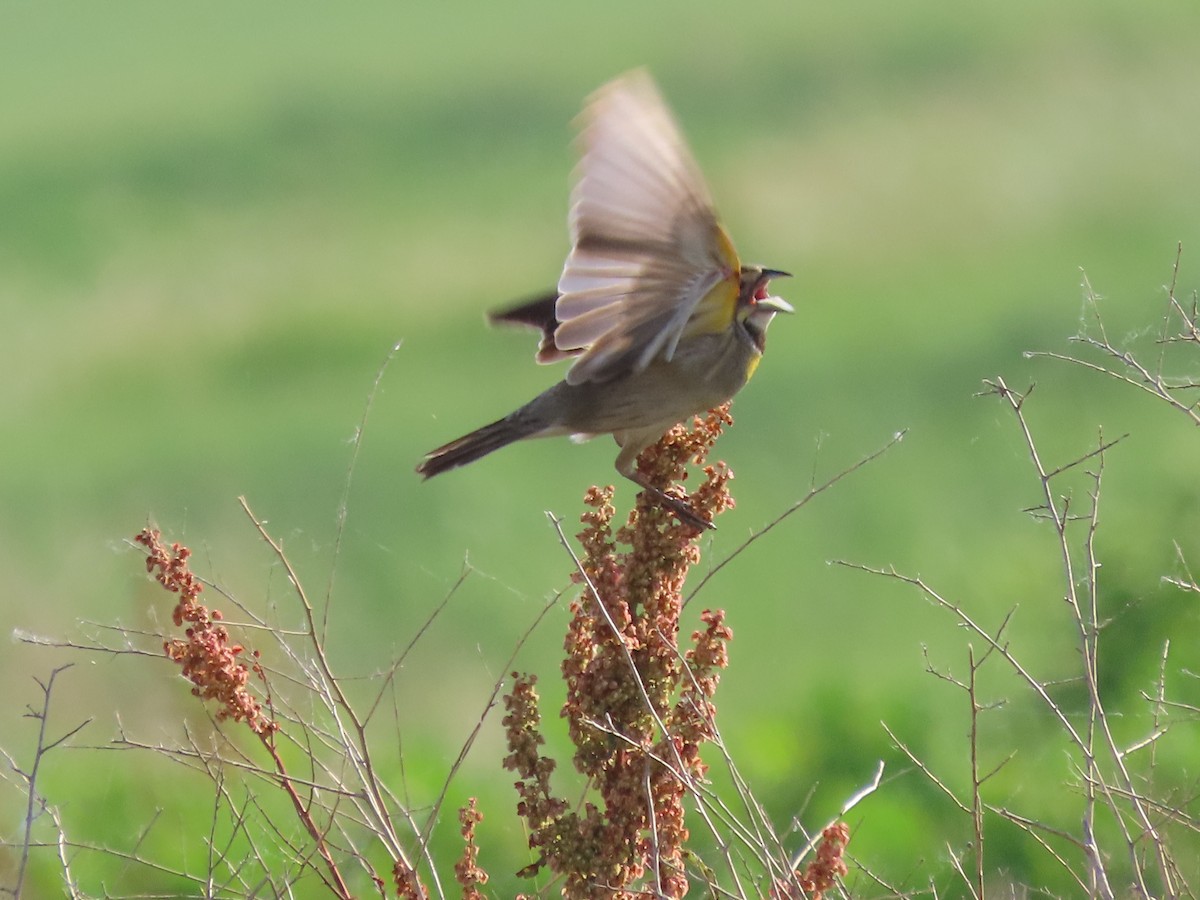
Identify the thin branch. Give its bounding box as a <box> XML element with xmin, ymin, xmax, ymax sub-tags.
<box><xmin>10</xmin><ymin>665</ymin><xmax>90</xmax><ymax>900</ymax></box>
<box><xmin>686</xmin><ymin>430</ymin><xmax>906</xmax><ymax>605</ymax></box>
<box><xmin>323</xmin><ymin>339</ymin><xmax>403</xmax><ymax>642</ymax></box>
<box><xmin>238</xmin><ymin>496</ymin><xmax>420</xmax><ymax>885</ymax></box>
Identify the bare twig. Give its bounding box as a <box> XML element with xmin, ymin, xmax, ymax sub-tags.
<box><xmin>323</xmin><ymin>340</ymin><xmax>403</xmax><ymax>642</ymax></box>
<box><xmin>238</xmin><ymin>498</ymin><xmax>420</xmax><ymax>891</ymax></box>
<box><xmin>1028</xmin><ymin>245</ymin><xmax>1200</xmax><ymax>426</ymax></box>
<box><xmin>8</xmin><ymin>665</ymin><xmax>91</xmax><ymax>900</ymax></box>
<box><xmin>686</xmin><ymin>430</ymin><xmax>906</xmax><ymax>605</ymax></box>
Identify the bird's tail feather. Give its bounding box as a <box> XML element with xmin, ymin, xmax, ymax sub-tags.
<box><xmin>416</xmin><ymin>415</ymin><xmax>540</xmax><ymax>479</ymax></box>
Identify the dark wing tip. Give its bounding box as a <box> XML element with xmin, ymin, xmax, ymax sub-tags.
<box><xmin>487</xmin><ymin>291</ymin><xmax>560</xmax><ymax>331</ymax></box>
<box><xmin>488</xmin><ymin>290</ymin><xmax>585</xmax><ymax>364</ymax></box>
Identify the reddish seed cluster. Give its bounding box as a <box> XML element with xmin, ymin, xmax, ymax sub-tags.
<box><xmin>503</xmin><ymin>406</ymin><xmax>736</xmax><ymax>898</ymax></box>
<box><xmin>393</xmin><ymin>858</ymin><xmax>428</xmax><ymax>900</ymax></box>
<box><xmin>134</xmin><ymin>528</ymin><xmax>276</xmax><ymax>736</ymax></box>
<box><xmin>801</xmin><ymin>822</ymin><xmax>851</xmax><ymax>898</ymax></box>
<box><xmin>771</xmin><ymin>823</ymin><xmax>851</xmax><ymax>900</ymax></box>
<box><xmin>454</xmin><ymin>798</ymin><xmax>489</xmax><ymax>900</ymax></box>
<box><xmin>676</xmin><ymin>608</ymin><xmax>733</xmax><ymax>759</ymax></box>
<box><xmin>502</xmin><ymin>672</ymin><xmax>569</xmax><ymax>876</ymax></box>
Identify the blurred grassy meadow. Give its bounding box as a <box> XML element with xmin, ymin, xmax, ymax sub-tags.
<box><xmin>4</xmin><ymin>0</ymin><xmax>1200</xmax><ymax>894</ymax></box>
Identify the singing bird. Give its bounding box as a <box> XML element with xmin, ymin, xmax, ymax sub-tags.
<box><xmin>416</xmin><ymin>70</ymin><xmax>792</xmax><ymax>529</ymax></box>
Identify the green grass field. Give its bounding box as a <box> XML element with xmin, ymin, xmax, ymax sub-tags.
<box><xmin>4</xmin><ymin>2</ymin><xmax>1200</xmax><ymax>895</ymax></box>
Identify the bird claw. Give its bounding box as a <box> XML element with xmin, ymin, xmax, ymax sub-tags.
<box><xmin>645</xmin><ymin>486</ymin><xmax>715</xmax><ymax>531</ymax></box>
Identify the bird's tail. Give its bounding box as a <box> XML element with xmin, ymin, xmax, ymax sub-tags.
<box><xmin>416</xmin><ymin>414</ymin><xmax>542</xmax><ymax>479</ymax></box>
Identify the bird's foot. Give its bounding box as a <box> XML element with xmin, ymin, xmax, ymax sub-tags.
<box><xmin>644</xmin><ymin>485</ymin><xmax>715</xmax><ymax>531</ymax></box>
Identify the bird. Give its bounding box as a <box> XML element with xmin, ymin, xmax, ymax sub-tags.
<box><xmin>416</xmin><ymin>69</ymin><xmax>792</xmax><ymax>530</ymax></box>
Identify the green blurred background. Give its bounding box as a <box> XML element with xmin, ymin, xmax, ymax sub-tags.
<box><xmin>4</xmin><ymin>1</ymin><xmax>1200</xmax><ymax>895</ymax></box>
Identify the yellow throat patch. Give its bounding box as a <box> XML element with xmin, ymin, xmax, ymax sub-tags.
<box><xmin>684</xmin><ymin>225</ymin><xmax>742</xmax><ymax>337</ymax></box>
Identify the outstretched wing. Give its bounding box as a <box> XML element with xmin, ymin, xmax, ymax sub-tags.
<box><xmin>555</xmin><ymin>70</ymin><xmax>741</xmax><ymax>385</ymax></box>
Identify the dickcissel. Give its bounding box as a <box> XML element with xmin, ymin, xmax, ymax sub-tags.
<box><xmin>416</xmin><ymin>70</ymin><xmax>792</xmax><ymax>529</ymax></box>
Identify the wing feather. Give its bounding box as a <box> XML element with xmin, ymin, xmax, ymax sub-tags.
<box><xmin>555</xmin><ymin>70</ymin><xmax>740</xmax><ymax>385</ymax></box>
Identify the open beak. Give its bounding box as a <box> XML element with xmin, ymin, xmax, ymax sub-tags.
<box><xmin>755</xmin><ymin>268</ymin><xmax>794</xmax><ymax>314</ymax></box>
